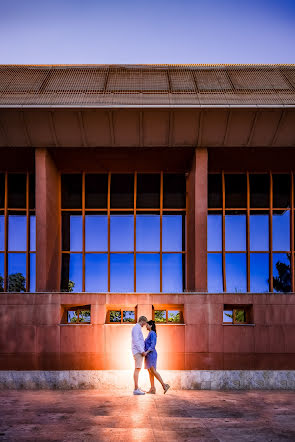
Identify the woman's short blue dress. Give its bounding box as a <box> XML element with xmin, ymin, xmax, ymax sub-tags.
<box><xmin>144</xmin><ymin>330</ymin><xmax>157</xmax><ymax>369</ymax></box>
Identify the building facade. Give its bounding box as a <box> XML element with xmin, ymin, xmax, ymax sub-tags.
<box><xmin>0</xmin><ymin>65</ymin><xmax>295</xmax><ymax>387</ymax></box>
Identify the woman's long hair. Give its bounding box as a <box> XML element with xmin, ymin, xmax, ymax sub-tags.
<box><xmin>147</xmin><ymin>320</ymin><xmax>157</xmax><ymax>334</ymax></box>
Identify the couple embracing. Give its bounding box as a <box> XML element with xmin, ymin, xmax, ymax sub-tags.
<box><xmin>132</xmin><ymin>315</ymin><xmax>170</xmax><ymax>395</ymax></box>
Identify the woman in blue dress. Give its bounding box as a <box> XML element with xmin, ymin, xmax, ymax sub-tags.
<box><xmin>143</xmin><ymin>320</ymin><xmax>170</xmax><ymax>394</ymax></box>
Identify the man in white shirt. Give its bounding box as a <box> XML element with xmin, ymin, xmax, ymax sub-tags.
<box><xmin>131</xmin><ymin>315</ymin><xmax>147</xmax><ymax>395</ymax></box>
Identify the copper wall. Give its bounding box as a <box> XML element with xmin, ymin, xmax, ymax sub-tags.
<box><xmin>0</xmin><ymin>293</ymin><xmax>294</xmax><ymax>370</ymax></box>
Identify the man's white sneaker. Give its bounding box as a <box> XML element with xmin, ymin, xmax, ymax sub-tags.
<box><xmin>133</xmin><ymin>389</ymin><xmax>145</xmax><ymax>395</ymax></box>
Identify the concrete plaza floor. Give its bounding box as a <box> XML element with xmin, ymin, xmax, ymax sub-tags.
<box><xmin>0</xmin><ymin>391</ymin><xmax>294</xmax><ymax>441</ymax></box>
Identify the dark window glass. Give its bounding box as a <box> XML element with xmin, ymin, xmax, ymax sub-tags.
<box><xmin>273</xmin><ymin>211</ymin><xmax>290</xmax><ymax>251</ymax></box>
<box><xmin>225</xmin><ymin>253</ymin><xmax>247</xmax><ymax>292</ymax></box>
<box><xmin>162</xmin><ymin>214</ymin><xmax>185</xmax><ymax>252</ymax></box>
<box><xmin>137</xmin><ymin>174</ymin><xmax>160</xmax><ymax>208</ymax></box>
<box><xmin>0</xmin><ymin>212</ymin><xmax>4</xmax><ymax>251</ymax></box>
<box><xmin>162</xmin><ymin>253</ymin><xmax>183</xmax><ymax>293</ymax></box>
<box><xmin>8</xmin><ymin>214</ymin><xmax>26</xmax><ymax>251</ymax></box>
<box><xmin>250</xmin><ymin>213</ymin><xmax>269</xmax><ymax>251</ymax></box>
<box><xmin>123</xmin><ymin>311</ymin><xmax>135</xmax><ymax>323</ymax></box>
<box><xmin>154</xmin><ymin>310</ymin><xmax>166</xmax><ymax>322</ymax></box>
<box><xmin>109</xmin><ymin>311</ymin><xmax>121</xmax><ymax>322</ymax></box>
<box><xmin>0</xmin><ymin>174</ymin><xmax>5</xmax><ymax>208</ymax></box>
<box><xmin>168</xmin><ymin>310</ymin><xmax>183</xmax><ymax>323</ymax></box>
<box><xmin>250</xmin><ymin>174</ymin><xmax>269</xmax><ymax>208</ymax></box>
<box><xmin>110</xmin><ymin>254</ymin><xmax>134</xmax><ymax>292</ymax></box>
<box><xmin>273</xmin><ymin>174</ymin><xmax>290</xmax><ymax>208</ymax></box>
<box><xmin>163</xmin><ymin>174</ymin><xmax>186</xmax><ymax>209</ymax></box>
<box><xmin>136</xmin><ymin>254</ymin><xmax>160</xmax><ymax>292</ymax></box>
<box><xmin>208</xmin><ymin>174</ymin><xmax>222</xmax><ymax>208</ymax></box>
<box><xmin>61</xmin><ymin>174</ymin><xmax>82</xmax><ymax>209</ymax></box>
<box><xmin>110</xmin><ymin>215</ymin><xmax>134</xmax><ymax>252</ymax></box>
<box><xmin>223</xmin><ymin>310</ymin><xmax>233</xmax><ymax>323</ymax></box>
<box><xmin>62</xmin><ymin>213</ymin><xmax>82</xmax><ymax>251</ymax></box>
<box><xmin>207</xmin><ymin>213</ymin><xmax>222</xmax><ymax>251</ymax></box>
<box><xmin>61</xmin><ymin>253</ymin><xmax>83</xmax><ymax>292</ymax></box>
<box><xmin>207</xmin><ymin>253</ymin><xmax>223</xmax><ymax>293</ymax></box>
<box><xmin>30</xmin><ymin>215</ymin><xmax>36</xmax><ymax>251</ymax></box>
<box><xmin>8</xmin><ymin>174</ymin><xmax>26</xmax><ymax>208</ymax></box>
<box><xmin>225</xmin><ymin>214</ymin><xmax>246</xmax><ymax>251</ymax></box>
<box><xmin>250</xmin><ymin>253</ymin><xmax>269</xmax><ymax>292</ymax></box>
<box><xmin>8</xmin><ymin>253</ymin><xmax>26</xmax><ymax>292</ymax></box>
<box><xmin>29</xmin><ymin>174</ymin><xmax>35</xmax><ymax>209</ymax></box>
<box><xmin>30</xmin><ymin>253</ymin><xmax>36</xmax><ymax>292</ymax></box>
<box><xmin>85</xmin><ymin>253</ymin><xmax>108</xmax><ymax>292</ymax></box>
<box><xmin>273</xmin><ymin>253</ymin><xmax>291</xmax><ymax>293</ymax></box>
<box><xmin>85</xmin><ymin>174</ymin><xmax>108</xmax><ymax>209</ymax></box>
<box><xmin>110</xmin><ymin>174</ymin><xmax>134</xmax><ymax>208</ymax></box>
<box><xmin>85</xmin><ymin>214</ymin><xmax>108</xmax><ymax>252</ymax></box>
<box><xmin>225</xmin><ymin>174</ymin><xmax>246</xmax><ymax>208</ymax></box>
<box><xmin>136</xmin><ymin>215</ymin><xmax>160</xmax><ymax>252</ymax></box>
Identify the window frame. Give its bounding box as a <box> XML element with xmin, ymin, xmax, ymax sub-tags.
<box><xmin>61</xmin><ymin>172</ymin><xmax>187</xmax><ymax>293</ymax></box>
<box><xmin>106</xmin><ymin>307</ymin><xmax>137</xmax><ymax>324</ymax></box>
<box><xmin>0</xmin><ymin>172</ymin><xmax>35</xmax><ymax>292</ymax></box>
<box><xmin>152</xmin><ymin>305</ymin><xmax>184</xmax><ymax>324</ymax></box>
<box><xmin>208</xmin><ymin>171</ymin><xmax>294</xmax><ymax>293</ymax></box>
<box><xmin>61</xmin><ymin>304</ymin><xmax>91</xmax><ymax>324</ymax></box>
<box><xmin>223</xmin><ymin>305</ymin><xmax>252</xmax><ymax>325</ymax></box>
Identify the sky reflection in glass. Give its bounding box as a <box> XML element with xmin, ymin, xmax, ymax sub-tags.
<box><xmin>225</xmin><ymin>215</ymin><xmax>246</xmax><ymax>251</ymax></box>
<box><xmin>250</xmin><ymin>214</ymin><xmax>269</xmax><ymax>251</ymax></box>
<box><xmin>162</xmin><ymin>254</ymin><xmax>183</xmax><ymax>293</ymax></box>
<box><xmin>30</xmin><ymin>253</ymin><xmax>36</xmax><ymax>292</ymax></box>
<box><xmin>69</xmin><ymin>254</ymin><xmax>83</xmax><ymax>292</ymax></box>
<box><xmin>273</xmin><ymin>253</ymin><xmax>291</xmax><ymax>293</ymax></box>
<box><xmin>226</xmin><ymin>253</ymin><xmax>247</xmax><ymax>292</ymax></box>
<box><xmin>0</xmin><ymin>215</ymin><xmax>4</xmax><ymax>251</ymax></box>
<box><xmin>85</xmin><ymin>253</ymin><xmax>108</xmax><ymax>292</ymax></box>
<box><xmin>207</xmin><ymin>253</ymin><xmax>223</xmax><ymax>292</ymax></box>
<box><xmin>8</xmin><ymin>215</ymin><xmax>27</xmax><ymax>251</ymax></box>
<box><xmin>273</xmin><ymin>211</ymin><xmax>290</xmax><ymax>251</ymax></box>
<box><xmin>110</xmin><ymin>254</ymin><xmax>134</xmax><ymax>292</ymax></box>
<box><xmin>136</xmin><ymin>215</ymin><xmax>160</xmax><ymax>252</ymax></box>
<box><xmin>8</xmin><ymin>253</ymin><xmax>26</xmax><ymax>291</ymax></box>
<box><xmin>110</xmin><ymin>215</ymin><xmax>134</xmax><ymax>252</ymax></box>
<box><xmin>136</xmin><ymin>254</ymin><xmax>160</xmax><ymax>292</ymax></box>
<box><xmin>30</xmin><ymin>215</ymin><xmax>36</xmax><ymax>251</ymax></box>
<box><xmin>70</xmin><ymin>216</ymin><xmax>82</xmax><ymax>251</ymax></box>
<box><xmin>207</xmin><ymin>214</ymin><xmax>222</xmax><ymax>251</ymax></box>
<box><xmin>250</xmin><ymin>253</ymin><xmax>269</xmax><ymax>292</ymax></box>
<box><xmin>85</xmin><ymin>215</ymin><xmax>108</xmax><ymax>251</ymax></box>
<box><xmin>162</xmin><ymin>215</ymin><xmax>183</xmax><ymax>252</ymax></box>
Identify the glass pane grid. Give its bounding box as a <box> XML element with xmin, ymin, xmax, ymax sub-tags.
<box><xmin>61</xmin><ymin>172</ymin><xmax>186</xmax><ymax>293</ymax></box>
<box><xmin>208</xmin><ymin>171</ymin><xmax>294</xmax><ymax>293</ymax></box>
<box><xmin>1</xmin><ymin>173</ymin><xmax>35</xmax><ymax>292</ymax></box>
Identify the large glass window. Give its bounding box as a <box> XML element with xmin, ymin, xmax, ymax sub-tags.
<box><xmin>0</xmin><ymin>173</ymin><xmax>35</xmax><ymax>292</ymax></box>
<box><xmin>61</xmin><ymin>173</ymin><xmax>186</xmax><ymax>292</ymax></box>
<box><xmin>208</xmin><ymin>172</ymin><xmax>294</xmax><ymax>293</ymax></box>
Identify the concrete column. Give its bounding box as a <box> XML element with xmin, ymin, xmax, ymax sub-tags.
<box><xmin>186</xmin><ymin>148</ymin><xmax>208</xmax><ymax>292</ymax></box>
<box><xmin>35</xmin><ymin>148</ymin><xmax>61</xmax><ymax>291</ymax></box>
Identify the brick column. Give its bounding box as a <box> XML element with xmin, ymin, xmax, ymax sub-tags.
<box><xmin>186</xmin><ymin>148</ymin><xmax>208</xmax><ymax>292</ymax></box>
<box><xmin>35</xmin><ymin>148</ymin><xmax>61</xmax><ymax>291</ymax></box>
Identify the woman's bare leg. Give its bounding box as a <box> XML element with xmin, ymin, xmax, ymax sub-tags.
<box><xmin>150</xmin><ymin>366</ymin><xmax>166</xmax><ymax>390</ymax></box>
<box><xmin>148</xmin><ymin>369</ymin><xmax>155</xmax><ymax>390</ymax></box>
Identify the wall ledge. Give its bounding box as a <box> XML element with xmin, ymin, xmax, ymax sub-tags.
<box><xmin>0</xmin><ymin>370</ymin><xmax>294</xmax><ymax>390</ymax></box>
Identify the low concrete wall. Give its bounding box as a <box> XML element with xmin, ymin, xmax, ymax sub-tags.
<box><xmin>0</xmin><ymin>370</ymin><xmax>294</xmax><ymax>390</ymax></box>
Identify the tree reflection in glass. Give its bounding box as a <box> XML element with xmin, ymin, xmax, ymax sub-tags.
<box><xmin>8</xmin><ymin>253</ymin><xmax>26</xmax><ymax>292</ymax></box>
<box><xmin>273</xmin><ymin>253</ymin><xmax>291</xmax><ymax>293</ymax></box>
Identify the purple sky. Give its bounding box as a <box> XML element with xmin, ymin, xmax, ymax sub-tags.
<box><xmin>0</xmin><ymin>0</ymin><xmax>294</xmax><ymax>64</ymax></box>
